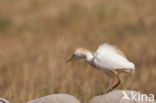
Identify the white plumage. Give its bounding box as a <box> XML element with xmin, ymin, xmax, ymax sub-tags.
<box><xmin>93</xmin><ymin>43</ymin><xmax>135</xmax><ymax>73</ymax></box>
<box><xmin>66</xmin><ymin>43</ymin><xmax>135</xmax><ymax>92</ymax></box>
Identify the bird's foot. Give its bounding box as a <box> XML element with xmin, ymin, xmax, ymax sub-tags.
<box><xmin>97</xmin><ymin>93</ymin><xmax>105</xmax><ymax>95</ymax></box>
<box><xmin>96</xmin><ymin>89</ymin><xmax>112</xmax><ymax>95</ymax></box>
<box><xmin>106</xmin><ymin>88</ymin><xmax>112</xmax><ymax>93</ymax></box>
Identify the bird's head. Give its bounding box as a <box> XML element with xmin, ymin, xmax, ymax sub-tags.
<box><xmin>66</xmin><ymin>48</ymin><xmax>90</xmax><ymax>63</ymax></box>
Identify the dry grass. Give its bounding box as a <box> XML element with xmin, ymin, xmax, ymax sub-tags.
<box><xmin>0</xmin><ymin>0</ymin><xmax>156</xmax><ymax>103</ymax></box>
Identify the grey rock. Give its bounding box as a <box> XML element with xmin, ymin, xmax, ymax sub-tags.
<box><xmin>89</xmin><ymin>90</ymin><xmax>156</xmax><ymax>103</ymax></box>
<box><xmin>0</xmin><ymin>98</ymin><xmax>10</xmax><ymax>103</ymax></box>
<box><xmin>27</xmin><ymin>94</ymin><xmax>80</xmax><ymax>103</ymax></box>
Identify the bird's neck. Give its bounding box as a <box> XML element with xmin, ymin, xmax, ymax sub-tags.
<box><xmin>85</xmin><ymin>52</ymin><xmax>94</xmax><ymax>63</ymax></box>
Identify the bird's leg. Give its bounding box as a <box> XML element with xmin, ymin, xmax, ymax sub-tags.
<box><xmin>106</xmin><ymin>76</ymin><xmax>115</xmax><ymax>93</ymax></box>
<box><xmin>106</xmin><ymin>70</ymin><xmax>121</xmax><ymax>93</ymax></box>
<box><xmin>111</xmin><ymin>70</ymin><xmax>121</xmax><ymax>90</ymax></box>
<box><xmin>110</xmin><ymin>76</ymin><xmax>115</xmax><ymax>89</ymax></box>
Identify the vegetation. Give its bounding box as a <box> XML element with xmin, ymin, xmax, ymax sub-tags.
<box><xmin>0</xmin><ymin>0</ymin><xmax>156</xmax><ymax>103</ymax></box>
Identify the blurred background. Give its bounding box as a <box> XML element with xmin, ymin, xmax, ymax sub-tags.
<box><xmin>0</xmin><ymin>0</ymin><xmax>156</xmax><ymax>103</ymax></box>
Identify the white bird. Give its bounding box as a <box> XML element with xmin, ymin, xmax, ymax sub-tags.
<box><xmin>66</xmin><ymin>43</ymin><xmax>135</xmax><ymax>92</ymax></box>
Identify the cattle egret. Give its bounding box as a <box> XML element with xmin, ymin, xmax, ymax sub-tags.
<box><xmin>66</xmin><ymin>43</ymin><xmax>135</xmax><ymax>92</ymax></box>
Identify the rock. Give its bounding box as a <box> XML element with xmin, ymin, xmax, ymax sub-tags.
<box><xmin>89</xmin><ymin>90</ymin><xmax>156</xmax><ymax>103</ymax></box>
<box><xmin>27</xmin><ymin>94</ymin><xmax>80</xmax><ymax>103</ymax></box>
<box><xmin>0</xmin><ymin>98</ymin><xmax>10</xmax><ymax>103</ymax></box>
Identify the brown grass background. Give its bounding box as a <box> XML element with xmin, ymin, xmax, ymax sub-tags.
<box><xmin>0</xmin><ymin>0</ymin><xmax>156</xmax><ymax>103</ymax></box>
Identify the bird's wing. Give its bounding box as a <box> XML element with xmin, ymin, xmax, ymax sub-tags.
<box><xmin>96</xmin><ymin>43</ymin><xmax>126</xmax><ymax>58</ymax></box>
<box><xmin>94</xmin><ymin>43</ymin><xmax>135</xmax><ymax>70</ymax></box>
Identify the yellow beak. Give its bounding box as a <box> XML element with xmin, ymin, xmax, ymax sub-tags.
<box><xmin>66</xmin><ymin>55</ymin><xmax>75</xmax><ymax>63</ymax></box>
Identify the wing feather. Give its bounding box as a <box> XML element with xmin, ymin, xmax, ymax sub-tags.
<box><xmin>96</xmin><ymin>43</ymin><xmax>126</xmax><ymax>58</ymax></box>
<box><xmin>94</xmin><ymin>43</ymin><xmax>135</xmax><ymax>72</ymax></box>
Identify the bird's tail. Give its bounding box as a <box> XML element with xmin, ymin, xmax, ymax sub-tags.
<box><xmin>123</xmin><ymin>68</ymin><xmax>135</xmax><ymax>77</ymax></box>
<box><xmin>126</xmin><ymin>62</ymin><xmax>135</xmax><ymax>76</ymax></box>
<box><xmin>129</xmin><ymin>68</ymin><xmax>135</xmax><ymax>76</ymax></box>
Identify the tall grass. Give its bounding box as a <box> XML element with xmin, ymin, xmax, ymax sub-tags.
<box><xmin>0</xmin><ymin>0</ymin><xmax>156</xmax><ymax>103</ymax></box>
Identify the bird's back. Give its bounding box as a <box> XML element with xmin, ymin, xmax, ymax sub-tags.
<box><xmin>93</xmin><ymin>43</ymin><xmax>135</xmax><ymax>73</ymax></box>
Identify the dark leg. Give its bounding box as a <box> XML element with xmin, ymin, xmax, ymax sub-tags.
<box><xmin>106</xmin><ymin>70</ymin><xmax>121</xmax><ymax>93</ymax></box>
<box><xmin>111</xmin><ymin>72</ymin><xmax>121</xmax><ymax>90</ymax></box>
<box><xmin>106</xmin><ymin>76</ymin><xmax>115</xmax><ymax>93</ymax></box>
